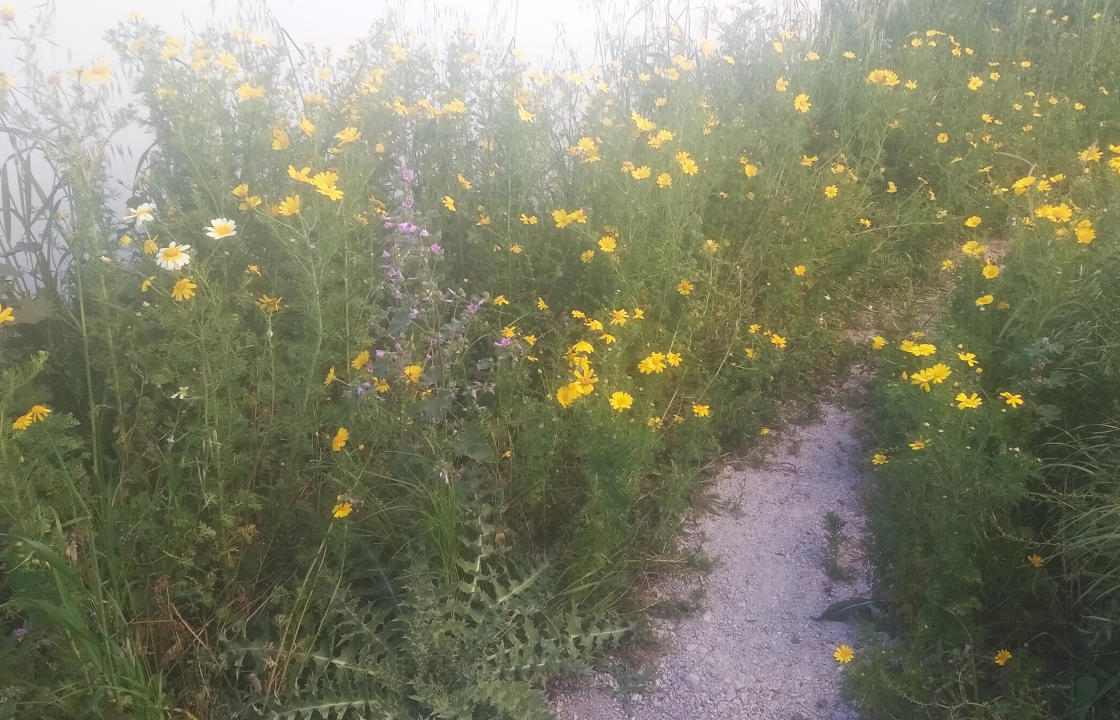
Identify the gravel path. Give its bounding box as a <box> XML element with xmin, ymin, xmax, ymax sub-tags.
<box><xmin>551</xmin><ymin>390</ymin><xmax>872</xmax><ymax>720</ymax></box>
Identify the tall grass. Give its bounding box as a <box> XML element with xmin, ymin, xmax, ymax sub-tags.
<box><xmin>852</xmin><ymin>2</ymin><xmax>1120</xmax><ymax>715</ymax></box>
<box><xmin>0</xmin><ymin>0</ymin><xmax>1118</xmax><ymax>718</ymax></box>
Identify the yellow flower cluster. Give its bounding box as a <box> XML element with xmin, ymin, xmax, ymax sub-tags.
<box><xmin>909</xmin><ymin>363</ymin><xmax>952</xmax><ymax>391</ymax></box>
<box><xmin>866</xmin><ymin>68</ymin><xmax>900</xmax><ymax>86</ymax></box>
<box><xmin>638</xmin><ymin>351</ymin><xmax>682</xmax><ymax>375</ymax></box>
<box><xmin>11</xmin><ymin>404</ymin><xmax>50</xmax><ymax>431</ymax></box>
<box><xmin>556</xmin><ymin>342</ymin><xmax>598</xmax><ymax>408</ymax></box>
<box><xmin>552</xmin><ymin>208</ymin><xmax>588</xmax><ymax>228</ymax></box>
<box><xmin>1034</xmin><ymin>203</ymin><xmax>1071</xmax><ymax>223</ymax></box>
<box><xmin>900</xmin><ymin>340</ymin><xmax>937</xmax><ymax>356</ymax></box>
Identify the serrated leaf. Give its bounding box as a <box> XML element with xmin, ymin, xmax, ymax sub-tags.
<box><xmin>453</xmin><ymin>419</ymin><xmax>496</xmax><ymax>463</ymax></box>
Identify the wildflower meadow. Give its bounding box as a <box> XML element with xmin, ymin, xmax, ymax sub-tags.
<box><xmin>1</xmin><ymin>0</ymin><xmax>1119</xmax><ymax>717</ymax></box>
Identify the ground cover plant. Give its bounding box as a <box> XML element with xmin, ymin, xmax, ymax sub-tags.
<box><xmin>0</xmin><ymin>0</ymin><xmax>1118</xmax><ymax>717</ymax></box>
<box><xmin>849</xmin><ymin>3</ymin><xmax>1120</xmax><ymax>717</ymax></box>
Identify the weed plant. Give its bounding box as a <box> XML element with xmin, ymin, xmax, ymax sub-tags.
<box><xmin>854</xmin><ymin>3</ymin><xmax>1120</xmax><ymax>716</ymax></box>
<box><xmin>0</xmin><ymin>0</ymin><xmax>1118</xmax><ymax>717</ymax></box>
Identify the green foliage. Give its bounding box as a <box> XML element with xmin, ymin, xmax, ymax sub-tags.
<box><xmin>822</xmin><ymin>512</ymin><xmax>855</xmax><ymax>582</ymax></box>
<box><xmin>855</xmin><ymin>3</ymin><xmax>1120</xmax><ymax>715</ymax></box>
<box><xmin>1</xmin><ymin>0</ymin><xmax>1118</xmax><ymax>717</ymax></box>
<box><xmin>221</xmin><ymin>506</ymin><xmax>626</xmax><ymax>719</ymax></box>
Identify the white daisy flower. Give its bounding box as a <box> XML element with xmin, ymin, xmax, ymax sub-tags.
<box><xmin>170</xmin><ymin>387</ymin><xmax>188</xmax><ymax>400</ymax></box>
<box><xmin>125</xmin><ymin>202</ymin><xmax>157</xmax><ymax>229</ymax></box>
<box><xmin>155</xmin><ymin>242</ymin><xmax>191</xmax><ymax>270</ymax></box>
<box><xmin>205</xmin><ymin>217</ymin><xmax>237</xmax><ymax>239</ymax></box>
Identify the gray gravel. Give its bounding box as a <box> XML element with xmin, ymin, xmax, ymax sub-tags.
<box><xmin>550</xmin><ymin>393</ymin><xmax>872</xmax><ymax>720</ymax></box>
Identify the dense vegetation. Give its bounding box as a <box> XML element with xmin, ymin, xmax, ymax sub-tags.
<box><xmin>0</xmin><ymin>0</ymin><xmax>1117</xmax><ymax>717</ymax></box>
